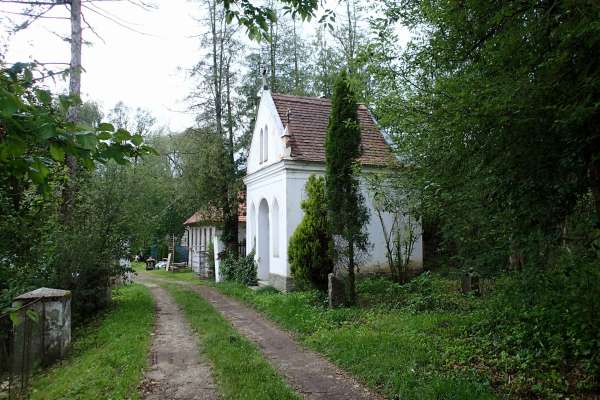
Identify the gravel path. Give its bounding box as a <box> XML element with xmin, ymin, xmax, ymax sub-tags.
<box><xmin>138</xmin><ymin>279</ymin><xmax>218</xmax><ymax>400</ymax></box>
<box><xmin>138</xmin><ymin>272</ymin><xmax>381</xmax><ymax>400</ymax></box>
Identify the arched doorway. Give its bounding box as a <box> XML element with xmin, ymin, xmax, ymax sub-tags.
<box><xmin>257</xmin><ymin>199</ymin><xmax>270</xmax><ymax>280</ymax></box>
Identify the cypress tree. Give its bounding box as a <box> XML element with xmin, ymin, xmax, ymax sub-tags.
<box><xmin>325</xmin><ymin>70</ymin><xmax>369</xmax><ymax>304</ymax></box>
<box><xmin>288</xmin><ymin>175</ymin><xmax>333</xmax><ymax>291</ymax></box>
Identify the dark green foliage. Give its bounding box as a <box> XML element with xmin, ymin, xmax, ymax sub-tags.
<box><xmin>473</xmin><ymin>254</ymin><xmax>600</xmax><ymax>397</ymax></box>
<box><xmin>325</xmin><ymin>70</ymin><xmax>369</xmax><ymax>303</ymax></box>
<box><xmin>363</xmin><ymin>2</ymin><xmax>600</xmax><ymax>395</ymax></box>
<box><xmin>288</xmin><ymin>175</ymin><xmax>333</xmax><ymax>291</ymax></box>
<box><xmin>0</xmin><ymin>64</ymin><xmax>154</xmax><ymax>318</ymax></box>
<box><xmin>358</xmin><ymin>273</ymin><xmax>475</xmax><ymax>313</ymax></box>
<box><xmin>369</xmin><ymin>0</ymin><xmax>600</xmax><ymax>272</ymax></box>
<box><xmin>220</xmin><ymin>250</ymin><xmax>258</xmax><ymax>286</ymax></box>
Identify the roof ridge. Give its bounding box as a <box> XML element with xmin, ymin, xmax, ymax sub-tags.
<box><xmin>272</xmin><ymin>93</ymin><xmax>330</xmax><ymax>102</ymax></box>
<box><xmin>272</xmin><ymin>93</ymin><xmax>369</xmax><ymax>108</ymax></box>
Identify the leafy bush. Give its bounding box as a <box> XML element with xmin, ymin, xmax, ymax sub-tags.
<box><xmin>288</xmin><ymin>175</ymin><xmax>333</xmax><ymax>291</ymax></box>
<box><xmin>220</xmin><ymin>250</ymin><xmax>257</xmax><ymax>286</ymax></box>
<box><xmin>358</xmin><ymin>273</ymin><xmax>475</xmax><ymax>313</ymax></box>
<box><xmin>472</xmin><ymin>253</ymin><xmax>600</xmax><ymax>397</ymax></box>
<box><xmin>207</xmin><ymin>240</ymin><xmax>215</xmax><ymax>271</ymax></box>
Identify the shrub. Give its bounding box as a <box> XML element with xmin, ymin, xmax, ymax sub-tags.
<box><xmin>473</xmin><ymin>252</ymin><xmax>600</xmax><ymax>396</ymax></box>
<box><xmin>220</xmin><ymin>250</ymin><xmax>257</xmax><ymax>286</ymax></box>
<box><xmin>358</xmin><ymin>273</ymin><xmax>475</xmax><ymax>312</ymax></box>
<box><xmin>207</xmin><ymin>240</ymin><xmax>215</xmax><ymax>271</ymax></box>
<box><xmin>288</xmin><ymin>175</ymin><xmax>333</xmax><ymax>291</ymax></box>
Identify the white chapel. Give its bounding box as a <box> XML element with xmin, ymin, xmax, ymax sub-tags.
<box><xmin>243</xmin><ymin>86</ymin><xmax>423</xmax><ymax>291</ymax></box>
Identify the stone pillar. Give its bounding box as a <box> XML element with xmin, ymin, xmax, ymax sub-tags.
<box><xmin>328</xmin><ymin>273</ymin><xmax>347</xmax><ymax>308</ymax></box>
<box><xmin>12</xmin><ymin>288</ymin><xmax>71</xmax><ymax>365</ymax></box>
<box><xmin>213</xmin><ymin>236</ymin><xmax>224</xmax><ymax>283</ymax></box>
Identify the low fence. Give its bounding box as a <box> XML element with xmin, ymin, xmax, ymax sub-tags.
<box><xmin>0</xmin><ymin>299</ymin><xmax>46</xmax><ymax>400</ymax></box>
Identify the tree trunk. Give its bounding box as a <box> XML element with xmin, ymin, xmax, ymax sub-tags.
<box><xmin>269</xmin><ymin>7</ymin><xmax>277</xmax><ymax>92</ymax></box>
<box><xmin>347</xmin><ymin>238</ymin><xmax>356</xmax><ymax>305</ymax></box>
<box><xmin>224</xmin><ymin>57</ymin><xmax>239</xmax><ymax>254</ymax></box>
<box><xmin>345</xmin><ymin>0</ymin><xmax>354</xmax><ymax>72</ymax></box>
<box><xmin>60</xmin><ymin>0</ymin><xmax>82</xmax><ymax>222</ymax></box>
<box><xmin>209</xmin><ymin>0</ymin><xmax>223</xmax><ymax>137</ymax></box>
<box><xmin>292</xmin><ymin>15</ymin><xmax>299</xmax><ymax>93</ymax></box>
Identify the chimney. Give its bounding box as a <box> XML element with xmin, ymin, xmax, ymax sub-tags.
<box><xmin>262</xmin><ymin>68</ymin><xmax>269</xmax><ymax>91</ymax></box>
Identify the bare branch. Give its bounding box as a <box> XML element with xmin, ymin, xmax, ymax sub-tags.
<box><xmin>80</xmin><ymin>10</ymin><xmax>105</xmax><ymax>43</ymax></box>
<box><xmin>81</xmin><ymin>3</ymin><xmax>157</xmax><ymax>36</ymax></box>
<box><xmin>84</xmin><ymin>1</ymin><xmax>142</xmax><ymax>26</ymax></box>
<box><xmin>0</xmin><ymin>9</ymin><xmax>68</xmax><ymax>18</ymax></box>
<box><xmin>0</xmin><ymin>0</ymin><xmax>63</xmax><ymax>5</ymax></box>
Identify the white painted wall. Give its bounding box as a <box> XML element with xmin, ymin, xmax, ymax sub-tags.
<box><xmin>245</xmin><ymin>162</ymin><xmax>288</xmax><ymax>280</ymax></box>
<box><xmin>247</xmin><ymin>90</ymin><xmax>286</xmax><ymax>175</ymax></box>
<box><xmin>187</xmin><ymin>224</ymin><xmax>246</xmax><ymax>273</ymax></box>
<box><xmin>246</xmin><ymin>159</ymin><xmax>424</xmax><ymax>281</ymax></box>
<box><xmin>284</xmin><ymin>161</ymin><xmax>423</xmax><ymax>274</ymax></box>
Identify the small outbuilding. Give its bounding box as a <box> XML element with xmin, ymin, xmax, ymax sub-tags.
<box><xmin>184</xmin><ymin>203</ymin><xmax>246</xmax><ymax>277</ymax></box>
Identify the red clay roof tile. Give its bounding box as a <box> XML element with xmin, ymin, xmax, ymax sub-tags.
<box><xmin>271</xmin><ymin>93</ymin><xmax>393</xmax><ymax>166</ymax></box>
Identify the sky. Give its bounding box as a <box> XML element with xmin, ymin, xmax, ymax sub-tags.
<box><xmin>3</xmin><ymin>0</ymin><xmax>204</xmax><ymax>131</ymax></box>
<box><xmin>1</xmin><ymin>1</ymin><xmax>408</xmax><ymax>132</ymax></box>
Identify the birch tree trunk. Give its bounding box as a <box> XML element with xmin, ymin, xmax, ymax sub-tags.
<box><xmin>60</xmin><ymin>0</ymin><xmax>82</xmax><ymax>222</ymax></box>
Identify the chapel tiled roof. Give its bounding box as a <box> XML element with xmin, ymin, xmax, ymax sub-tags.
<box><xmin>271</xmin><ymin>93</ymin><xmax>393</xmax><ymax>166</ymax></box>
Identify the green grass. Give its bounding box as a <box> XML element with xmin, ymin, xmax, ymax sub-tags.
<box><xmin>132</xmin><ymin>261</ymin><xmax>203</xmax><ymax>284</ymax></box>
<box><xmin>165</xmin><ymin>284</ymin><xmax>300</xmax><ymax>400</ymax></box>
<box><xmin>214</xmin><ymin>276</ymin><xmax>496</xmax><ymax>400</ymax></box>
<box><xmin>29</xmin><ymin>284</ymin><xmax>155</xmax><ymax>400</ymax></box>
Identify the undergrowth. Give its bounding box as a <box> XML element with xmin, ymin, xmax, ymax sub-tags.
<box><xmin>28</xmin><ymin>284</ymin><xmax>154</xmax><ymax>400</ymax></box>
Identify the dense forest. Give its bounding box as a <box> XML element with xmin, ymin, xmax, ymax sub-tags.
<box><xmin>1</xmin><ymin>0</ymin><xmax>599</xmax><ymax>398</ymax></box>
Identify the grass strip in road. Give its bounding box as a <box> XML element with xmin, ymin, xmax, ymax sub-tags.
<box><xmin>165</xmin><ymin>284</ymin><xmax>300</xmax><ymax>400</ymax></box>
<box><xmin>29</xmin><ymin>284</ymin><xmax>155</xmax><ymax>400</ymax></box>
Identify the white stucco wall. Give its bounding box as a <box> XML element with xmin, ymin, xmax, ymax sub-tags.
<box><xmin>246</xmin><ymin>159</ymin><xmax>424</xmax><ymax>280</ymax></box>
<box><xmin>247</xmin><ymin>90</ymin><xmax>286</xmax><ymax>175</ymax></box>
<box><xmin>187</xmin><ymin>224</ymin><xmax>246</xmax><ymax>273</ymax></box>
<box><xmin>284</xmin><ymin>162</ymin><xmax>423</xmax><ymax>275</ymax></box>
<box><xmin>245</xmin><ymin>162</ymin><xmax>287</xmax><ymax>280</ymax></box>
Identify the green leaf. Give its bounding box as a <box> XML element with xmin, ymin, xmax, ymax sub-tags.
<box><xmin>75</xmin><ymin>132</ymin><xmax>99</xmax><ymax>150</ymax></box>
<box><xmin>82</xmin><ymin>157</ymin><xmax>95</xmax><ymax>170</ymax></box>
<box><xmin>5</xmin><ymin>136</ymin><xmax>27</xmax><ymax>157</ymax></box>
<box><xmin>97</xmin><ymin>131</ymin><xmax>111</xmax><ymax>140</ymax></box>
<box><xmin>0</xmin><ymin>90</ymin><xmax>19</xmax><ymax>117</ymax></box>
<box><xmin>49</xmin><ymin>143</ymin><xmax>65</xmax><ymax>161</ymax></box>
<box><xmin>9</xmin><ymin>310</ymin><xmax>22</xmax><ymax>327</ymax></box>
<box><xmin>35</xmin><ymin>89</ymin><xmax>52</xmax><ymax>105</ymax></box>
<box><xmin>131</xmin><ymin>134</ymin><xmax>143</xmax><ymax>146</ymax></box>
<box><xmin>29</xmin><ymin>161</ymin><xmax>50</xmax><ymax>184</ymax></box>
<box><xmin>114</xmin><ymin>128</ymin><xmax>131</xmax><ymax>143</ymax></box>
<box><xmin>26</xmin><ymin>309</ymin><xmax>39</xmax><ymax>323</ymax></box>
<box><xmin>98</xmin><ymin>122</ymin><xmax>114</xmax><ymax>132</ymax></box>
<box><xmin>39</xmin><ymin>123</ymin><xmax>58</xmax><ymax>140</ymax></box>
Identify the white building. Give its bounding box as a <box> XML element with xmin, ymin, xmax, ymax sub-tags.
<box><xmin>184</xmin><ymin>205</ymin><xmax>246</xmax><ymax>277</ymax></box>
<box><xmin>244</xmin><ymin>88</ymin><xmax>423</xmax><ymax>291</ymax></box>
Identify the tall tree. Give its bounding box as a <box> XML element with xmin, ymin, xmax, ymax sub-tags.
<box><xmin>189</xmin><ymin>0</ymin><xmax>242</xmax><ymax>252</ymax></box>
<box><xmin>325</xmin><ymin>70</ymin><xmax>369</xmax><ymax>304</ymax></box>
<box><xmin>369</xmin><ymin>0</ymin><xmax>600</xmax><ymax>271</ymax></box>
